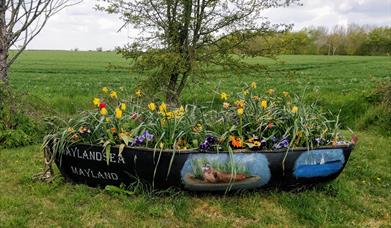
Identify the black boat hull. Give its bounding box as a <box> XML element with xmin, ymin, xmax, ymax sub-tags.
<box><xmin>55</xmin><ymin>144</ymin><xmax>354</xmax><ymax>191</ymax></box>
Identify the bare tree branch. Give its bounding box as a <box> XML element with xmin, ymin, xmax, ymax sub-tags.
<box><xmin>0</xmin><ymin>0</ymin><xmax>81</xmax><ymax>83</ymax></box>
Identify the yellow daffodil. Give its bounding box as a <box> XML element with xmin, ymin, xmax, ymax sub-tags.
<box><xmin>173</xmin><ymin>106</ymin><xmax>185</xmax><ymax>118</ymax></box>
<box><xmin>292</xmin><ymin>105</ymin><xmax>298</xmax><ymax>113</ymax></box>
<box><xmin>267</xmin><ymin>88</ymin><xmax>274</xmax><ymax>95</ymax></box>
<box><xmin>193</xmin><ymin>123</ymin><xmax>203</xmax><ymax>133</ymax></box>
<box><xmin>115</xmin><ymin>107</ymin><xmax>123</xmax><ymax>119</ymax></box>
<box><xmin>166</xmin><ymin>111</ymin><xmax>174</xmax><ymax>119</ymax></box>
<box><xmin>159</xmin><ymin>102</ymin><xmax>167</xmax><ymax>113</ymax></box>
<box><xmin>93</xmin><ymin>98</ymin><xmax>100</xmax><ymax>107</ymax></box>
<box><xmin>148</xmin><ymin>102</ymin><xmax>156</xmax><ymax>111</ymax></box>
<box><xmin>237</xmin><ymin>108</ymin><xmax>244</xmax><ymax>116</ymax></box>
<box><xmin>235</xmin><ymin>99</ymin><xmax>245</xmax><ymax>108</ymax></box>
<box><xmin>220</xmin><ymin>92</ymin><xmax>228</xmax><ymax>101</ymax></box>
<box><xmin>283</xmin><ymin>91</ymin><xmax>289</xmax><ymax>97</ymax></box>
<box><xmin>261</xmin><ymin>100</ymin><xmax>267</xmax><ymax>109</ymax></box>
<box><xmin>135</xmin><ymin>89</ymin><xmax>142</xmax><ymax>97</ymax></box>
<box><xmin>243</xmin><ymin>90</ymin><xmax>249</xmax><ymax>96</ymax></box>
<box><xmin>120</xmin><ymin>103</ymin><xmax>126</xmax><ymax>111</ymax></box>
<box><xmin>105</xmin><ymin>117</ymin><xmax>111</xmax><ymax>123</ymax></box>
<box><xmin>102</xmin><ymin>87</ymin><xmax>109</xmax><ymax>93</ymax></box>
<box><xmin>100</xmin><ymin>107</ymin><xmax>108</xmax><ymax>116</ymax></box>
<box><xmin>223</xmin><ymin>102</ymin><xmax>230</xmax><ymax>109</ymax></box>
<box><xmin>251</xmin><ymin>81</ymin><xmax>257</xmax><ymax>89</ymax></box>
<box><xmin>110</xmin><ymin>91</ymin><xmax>117</xmax><ymax>98</ymax></box>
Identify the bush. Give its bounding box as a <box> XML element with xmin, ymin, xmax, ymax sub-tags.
<box><xmin>0</xmin><ymin>83</ymin><xmax>46</xmax><ymax>148</ymax></box>
<box><xmin>357</xmin><ymin>78</ymin><xmax>391</xmax><ymax>136</ymax></box>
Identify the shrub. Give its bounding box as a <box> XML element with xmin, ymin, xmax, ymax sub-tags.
<box><xmin>0</xmin><ymin>83</ymin><xmax>46</xmax><ymax>148</ymax></box>
<box><xmin>357</xmin><ymin>78</ymin><xmax>391</xmax><ymax>136</ymax></box>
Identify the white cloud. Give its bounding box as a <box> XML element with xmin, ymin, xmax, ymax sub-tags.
<box><xmin>26</xmin><ymin>0</ymin><xmax>391</xmax><ymax>50</ymax></box>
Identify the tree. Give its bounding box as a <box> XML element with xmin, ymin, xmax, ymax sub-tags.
<box><xmin>361</xmin><ymin>27</ymin><xmax>391</xmax><ymax>55</ymax></box>
<box><xmin>345</xmin><ymin>24</ymin><xmax>367</xmax><ymax>55</ymax></box>
<box><xmin>0</xmin><ymin>0</ymin><xmax>79</xmax><ymax>84</ymax></box>
<box><xmin>98</xmin><ymin>0</ymin><xmax>300</xmax><ymax>103</ymax></box>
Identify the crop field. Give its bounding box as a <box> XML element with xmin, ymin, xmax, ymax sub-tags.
<box><xmin>1</xmin><ymin>51</ymin><xmax>390</xmax><ymax>227</ymax></box>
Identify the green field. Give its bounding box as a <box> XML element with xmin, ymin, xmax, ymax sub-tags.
<box><xmin>1</xmin><ymin>51</ymin><xmax>390</xmax><ymax>226</ymax></box>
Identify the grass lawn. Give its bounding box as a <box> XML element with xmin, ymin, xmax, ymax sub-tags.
<box><xmin>1</xmin><ymin>51</ymin><xmax>390</xmax><ymax>226</ymax></box>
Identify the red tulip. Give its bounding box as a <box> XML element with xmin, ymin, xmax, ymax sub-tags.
<box><xmin>99</xmin><ymin>103</ymin><xmax>106</xmax><ymax>109</ymax></box>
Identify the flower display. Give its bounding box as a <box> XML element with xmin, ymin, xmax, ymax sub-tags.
<box><xmin>261</xmin><ymin>100</ymin><xmax>267</xmax><ymax>109</ymax></box>
<box><xmin>110</xmin><ymin>91</ymin><xmax>117</xmax><ymax>98</ymax></box>
<box><xmin>121</xmin><ymin>103</ymin><xmax>126</xmax><ymax>111</ymax></box>
<box><xmin>93</xmin><ymin>98</ymin><xmax>100</xmax><ymax>106</ymax></box>
<box><xmin>99</xmin><ymin>103</ymin><xmax>106</xmax><ymax>109</ymax></box>
<box><xmin>230</xmin><ymin>136</ymin><xmax>243</xmax><ymax>148</ymax></box>
<box><xmin>251</xmin><ymin>81</ymin><xmax>257</xmax><ymax>89</ymax></box>
<box><xmin>48</xmin><ymin>85</ymin><xmax>347</xmax><ymax>154</ymax></box>
<box><xmin>102</xmin><ymin>87</ymin><xmax>109</xmax><ymax>93</ymax></box>
<box><xmin>115</xmin><ymin>107</ymin><xmax>123</xmax><ymax>119</ymax></box>
<box><xmin>237</xmin><ymin>108</ymin><xmax>244</xmax><ymax>116</ymax></box>
<box><xmin>100</xmin><ymin>107</ymin><xmax>108</xmax><ymax>116</ymax></box>
<box><xmin>220</xmin><ymin>92</ymin><xmax>228</xmax><ymax>101</ymax></box>
<box><xmin>135</xmin><ymin>89</ymin><xmax>142</xmax><ymax>97</ymax></box>
<box><xmin>159</xmin><ymin>102</ymin><xmax>167</xmax><ymax>113</ymax></box>
<box><xmin>148</xmin><ymin>102</ymin><xmax>156</xmax><ymax>111</ymax></box>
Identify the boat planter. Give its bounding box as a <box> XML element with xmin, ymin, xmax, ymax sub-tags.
<box><xmin>55</xmin><ymin>143</ymin><xmax>354</xmax><ymax>191</ymax></box>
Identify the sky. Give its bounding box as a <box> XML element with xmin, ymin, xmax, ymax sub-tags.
<box><xmin>26</xmin><ymin>0</ymin><xmax>391</xmax><ymax>50</ymax></box>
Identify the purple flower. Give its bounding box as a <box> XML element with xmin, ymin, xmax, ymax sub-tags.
<box><xmin>271</xmin><ymin>136</ymin><xmax>278</xmax><ymax>143</ymax></box>
<box><xmin>314</xmin><ymin>138</ymin><xmax>322</xmax><ymax>145</ymax></box>
<box><xmin>137</xmin><ymin>135</ymin><xmax>145</xmax><ymax>144</ymax></box>
<box><xmin>199</xmin><ymin>142</ymin><xmax>209</xmax><ymax>151</ymax></box>
<box><xmin>261</xmin><ymin>139</ymin><xmax>267</xmax><ymax>147</ymax></box>
<box><xmin>143</xmin><ymin>130</ymin><xmax>154</xmax><ymax>141</ymax></box>
<box><xmin>273</xmin><ymin>138</ymin><xmax>289</xmax><ymax>149</ymax></box>
<box><xmin>206</xmin><ymin>135</ymin><xmax>215</xmax><ymax>144</ymax></box>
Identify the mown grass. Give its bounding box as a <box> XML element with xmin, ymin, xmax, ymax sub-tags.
<box><xmin>1</xmin><ymin>132</ymin><xmax>390</xmax><ymax>227</ymax></box>
<box><xmin>1</xmin><ymin>51</ymin><xmax>390</xmax><ymax>226</ymax></box>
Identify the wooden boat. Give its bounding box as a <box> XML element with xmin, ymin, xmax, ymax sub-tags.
<box><xmin>54</xmin><ymin>142</ymin><xmax>355</xmax><ymax>191</ymax></box>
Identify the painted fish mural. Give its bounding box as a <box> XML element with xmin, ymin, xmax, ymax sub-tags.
<box><xmin>180</xmin><ymin>153</ymin><xmax>271</xmax><ymax>191</ymax></box>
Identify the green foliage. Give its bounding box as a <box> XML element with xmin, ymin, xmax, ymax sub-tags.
<box><xmin>0</xmin><ymin>83</ymin><xmax>46</xmax><ymax>148</ymax></box>
<box><xmin>98</xmin><ymin>0</ymin><xmax>297</xmax><ymax>102</ymax></box>
<box><xmin>357</xmin><ymin>79</ymin><xmax>391</xmax><ymax>136</ymax></box>
<box><xmin>245</xmin><ymin>25</ymin><xmax>391</xmax><ymax>56</ymax></box>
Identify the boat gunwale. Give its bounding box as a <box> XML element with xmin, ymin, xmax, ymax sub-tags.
<box><xmin>64</xmin><ymin>143</ymin><xmax>354</xmax><ymax>154</ymax></box>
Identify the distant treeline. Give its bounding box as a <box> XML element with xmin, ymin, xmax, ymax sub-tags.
<box><xmin>245</xmin><ymin>25</ymin><xmax>390</xmax><ymax>56</ymax></box>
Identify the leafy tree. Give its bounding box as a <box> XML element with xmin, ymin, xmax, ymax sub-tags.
<box><xmin>361</xmin><ymin>27</ymin><xmax>391</xmax><ymax>55</ymax></box>
<box><xmin>0</xmin><ymin>0</ymin><xmax>79</xmax><ymax>84</ymax></box>
<box><xmin>345</xmin><ymin>24</ymin><xmax>367</xmax><ymax>55</ymax></box>
<box><xmin>97</xmin><ymin>0</ymin><xmax>300</xmax><ymax>103</ymax></box>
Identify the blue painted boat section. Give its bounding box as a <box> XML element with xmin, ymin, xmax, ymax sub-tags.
<box><xmin>294</xmin><ymin>149</ymin><xmax>345</xmax><ymax>178</ymax></box>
